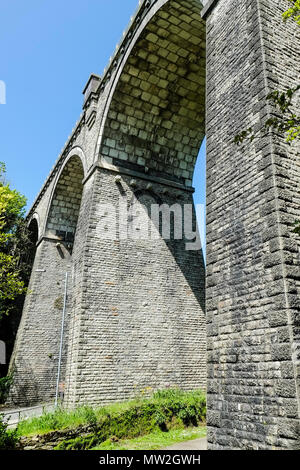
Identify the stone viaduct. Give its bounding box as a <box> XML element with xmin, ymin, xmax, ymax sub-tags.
<box><xmin>8</xmin><ymin>0</ymin><xmax>300</xmax><ymax>450</ymax></box>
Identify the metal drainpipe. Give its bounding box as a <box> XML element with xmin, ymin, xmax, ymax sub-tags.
<box><xmin>55</xmin><ymin>272</ymin><xmax>68</xmax><ymax>408</ymax></box>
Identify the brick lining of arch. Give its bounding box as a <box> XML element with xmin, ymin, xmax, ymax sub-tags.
<box><xmin>46</xmin><ymin>156</ymin><xmax>84</xmax><ymax>243</ymax></box>
<box><xmin>100</xmin><ymin>0</ymin><xmax>206</xmax><ymax>187</ymax></box>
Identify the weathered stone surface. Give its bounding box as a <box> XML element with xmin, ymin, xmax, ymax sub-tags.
<box><xmin>205</xmin><ymin>0</ymin><xmax>300</xmax><ymax>451</ymax></box>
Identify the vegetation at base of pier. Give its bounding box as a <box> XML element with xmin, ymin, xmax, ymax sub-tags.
<box><xmin>91</xmin><ymin>425</ymin><xmax>206</xmax><ymax>451</ymax></box>
<box><xmin>16</xmin><ymin>388</ymin><xmax>206</xmax><ymax>451</ymax></box>
<box><xmin>0</xmin><ymin>414</ymin><xmax>18</xmax><ymax>449</ymax></box>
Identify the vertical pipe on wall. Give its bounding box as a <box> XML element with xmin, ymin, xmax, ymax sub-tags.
<box><xmin>55</xmin><ymin>272</ymin><xmax>68</xmax><ymax>408</ymax></box>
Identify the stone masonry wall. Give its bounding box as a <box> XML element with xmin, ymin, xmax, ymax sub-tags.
<box><xmin>205</xmin><ymin>0</ymin><xmax>300</xmax><ymax>450</ymax></box>
<box><xmin>64</xmin><ymin>167</ymin><xmax>206</xmax><ymax>407</ymax></box>
<box><xmin>8</xmin><ymin>240</ymin><xmax>72</xmax><ymax>405</ymax></box>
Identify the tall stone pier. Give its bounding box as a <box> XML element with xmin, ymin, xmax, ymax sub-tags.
<box><xmin>204</xmin><ymin>0</ymin><xmax>300</xmax><ymax>450</ymax></box>
<box><xmin>8</xmin><ymin>0</ymin><xmax>300</xmax><ymax>450</ymax></box>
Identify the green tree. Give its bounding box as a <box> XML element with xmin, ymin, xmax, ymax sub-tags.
<box><xmin>0</xmin><ymin>162</ymin><xmax>28</xmax><ymax>319</ymax></box>
<box><xmin>0</xmin><ymin>163</ymin><xmax>37</xmax><ymax>378</ymax></box>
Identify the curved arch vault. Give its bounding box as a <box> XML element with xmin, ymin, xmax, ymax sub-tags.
<box><xmin>8</xmin><ymin>0</ymin><xmax>300</xmax><ymax>450</ymax></box>
<box><xmin>100</xmin><ymin>0</ymin><xmax>205</xmax><ymax>186</ymax></box>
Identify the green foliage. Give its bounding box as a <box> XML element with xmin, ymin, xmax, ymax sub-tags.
<box><xmin>265</xmin><ymin>86</ymin><xmax>300</xmax><ymax>142</ymax></box>
<box><xmin>0</xmin><ymin>376</ymin><xmax>12</xmax><ymax>403</ymax></box>
<box><xmin>283</xmin><ymin>0</ymin><xmax>300</xmax><ymax>25</ymax></box>
<box><xmin>0</xmin><ymin>162</ymin><xmax>31</xmax><ymax>320</ymax></box>
<box><xmin>233</xmin><ymin>127</ymin><xmax>254</xmax><ymax>145</ymax></box>
<box><xmin>82</xmin><ymin>406</ymin><xmax>98</xmax><ymax>429</ymax></box>
<box><xmin>234</xmin><ymin>85</ymin><xmax>300</xmax><ymax>145</ymax></box>
<box><xmin>17</xmin><ymin>388</ymin><xmax>206</xmax><ymax>451</ymax></box>
<box><xmin>0</xmin><ymin>253</ymin><xmax>27</xmax><ymax>302</ymax></box>
<box><xmin>0</xmin><ymin>163</ymin><xmax>26</xmax><ymax>230</ymax></box>
<box><xmin>0</xmin><ymin>414</ymin><xmax>18</xmax><ymax>450</ymax></box>
<box><xmin>55</xmin><ymin>389</ymin><xmax>206</xmax><ymax>450</ymax></box>
<box><xmin>293</xmin><ymin>220</ymin><xmax>300</xmax><ymax>235</ymax></box>
<box><xmin>92</xmin><ymin>426</ymin><xmax>207</xmax><ymax>451</ymax></box>
<box><xmin>17</xmin><ymin>402</ymin><xmax>132</xmax><ymax>437</ymax></box>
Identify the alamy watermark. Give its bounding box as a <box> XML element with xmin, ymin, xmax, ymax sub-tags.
<box><xmin>93</xmin><ymin>198</ymin><xmax>205</xmax><ymax>251</ymax></box>
<box><xmin>0</xmin><ymin>341</ymin><xmax>6</xmax><ymax>365</ymax></box>
<box><xmin>0</xmin><ymin>81</ymin><xmax>6</xmax><ymax>104</ymax></box>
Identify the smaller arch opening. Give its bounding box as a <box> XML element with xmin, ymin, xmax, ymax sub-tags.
<box><xmin>27</xmin><ymin>218</ymin><xmax>39</xmax><ymax>266</ymax></box>
<box><xmin>46</xmin><ymin>156</ymin><xmax>84</xmax><ymax>252</ymax></box>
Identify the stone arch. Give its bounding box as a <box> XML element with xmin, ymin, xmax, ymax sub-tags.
<box><xmin>97</xmin><ymin>0</ymin><xmax>206</xmax><ymax>187</ymax></box>
<box><xmin>45</xmin><ymin>155</ymin><xmax>84</xmax><ymax>249</ymax></box>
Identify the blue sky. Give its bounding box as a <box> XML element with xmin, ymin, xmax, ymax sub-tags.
<box><xmin>0</xmin><ymin>0</ymin><xmax>206</xmax><ymax>253</ymax></box>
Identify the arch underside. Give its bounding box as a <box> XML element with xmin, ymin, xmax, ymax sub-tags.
<box><xmin>46</xmin><ymin>156</ymin><xmax>84</xmax><ymax>244</ymax></box>
<box><xmin>100</xmin><ymin>0</ymin><xmax>206</xmax><ymax>187</ymax></box>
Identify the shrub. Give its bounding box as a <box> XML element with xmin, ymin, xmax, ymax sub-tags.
<box><xmin>0</xmin><ymin>376</ymin><xmax>12</xmax><ymax>404</ymax></box>
<box><xmin>82</xmin><ymin>406</ymin><xmax>97</xmax><ymax>429</ymax></box>
<box><xmin>55</xmin><ymin>389</ymin><xmax>206</xmax><ymax>450</ymax></box>
<box><xmin>17</xmin><ymin>388</ymin><xmax>206</xmax><ymax>450</ymax></box>
<box><xmin>0</xmin><ymin>414</ymin><xmax>18</xmax><ymax>450</ymax></box>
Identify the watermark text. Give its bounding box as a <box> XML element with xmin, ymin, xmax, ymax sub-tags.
<box><xmin>0</xmin><ymin>81</ymin><xmax>6</xmax><ymax>104</ymax></box>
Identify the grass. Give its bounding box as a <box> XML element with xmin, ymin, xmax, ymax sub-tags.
<box><xmin>17</xmin><ymin>400</ymin><xmax>139</xmax><ymax>437</ymax></box>
<box><xmin>92</xmin><ymin>426</ymin><xmax>207</xmax><ymax>450</ymax></box>
<box><xmin>17</xmin><ymin>389</ymin><xmax>206</xmax><ymax>440</ymax></box>
<box><xmin>13</xmin><ymin>389</ymin><xmax>206</xmax><ymax>450</ymax></box>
